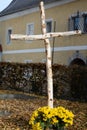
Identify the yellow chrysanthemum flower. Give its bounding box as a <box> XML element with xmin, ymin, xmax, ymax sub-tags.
<box><xmin>32</xmin><ymin>122</ymin><xmax>42</xmax><ymax>130</ymax></box>
<box><xmin>29</xmin><ymin>106</ymin><xmax>74</xmax><ymax>129</ymax></box>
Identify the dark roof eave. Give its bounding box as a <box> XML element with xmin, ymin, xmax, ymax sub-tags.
<box><xmin>0</xmin><ymin>0</ymin><xmax>58</xmax><ymax>17</ymax></box>
<box><xmin>0</xmin><ymin>4</ymin><xmax>39</xmax><ymax>17</ymax></box>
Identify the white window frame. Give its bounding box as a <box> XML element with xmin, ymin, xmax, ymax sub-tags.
<box><xmin>6</xmin><ymin>28</ymin><xmax>12</xmax><ymax>45</ymax></box>
<box><xmin>26</xmin><ymin>23</ymin><xmax>34</xmax><ymax>43</ymax></box>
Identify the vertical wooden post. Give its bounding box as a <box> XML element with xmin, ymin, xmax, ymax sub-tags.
<box><xmin>40</xmin><ymin>1</ymin><xmax>53</xmax><ymax>108</ymax></box>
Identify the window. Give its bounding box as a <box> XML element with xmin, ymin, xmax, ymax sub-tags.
<box><xmin>26</xmin><ymin>23</ymin><xmax>34</xmax><ymax>42</ymax></box>
<box><xmin>84</xmin><ymin>15</ymin><xmax>87</xmax><ymax>33</ymax></box>
<box><xmin>73</xmin><ymin>16</ymin><xmax>80</xmax><ymax>30</ymax></box>
<box><xmin>69</xmin><ymin>16</ymin><xmax>80</xmax><ymax>31</ymax></box>
<box><xmin>68</xmin><ymin>11</ymin><xmax>87</xmax><ymax>33</ymax></box>
<box><xmin>7</xmin><ymin>29</ymin><xmax>12</xmax><ymax>44</ymax></box>
<box><xmin>26</xmin><ymin>23</ymin><xmax>34</xmax><ymax>35</ymax></box>
<box><xmin>46</xmin><ymin>20</ymin><xmax>52</xmax><ymax>33</ymax></box>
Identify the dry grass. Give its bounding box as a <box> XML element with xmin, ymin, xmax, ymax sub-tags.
<box><xmin>0</xmin><ymin>90</ymin><xmax>87</xmax><ymax>130</ymax></box>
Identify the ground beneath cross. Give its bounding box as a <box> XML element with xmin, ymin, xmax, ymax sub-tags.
<box><xmin>0</xmin><ymin>90</ymin><xmax>86</xmax><ymax>130</ymax></box>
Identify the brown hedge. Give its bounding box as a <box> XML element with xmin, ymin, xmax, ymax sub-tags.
<box><xmin>0</xmin><ymin>62</ymin><xmax>87</xmax><ymax>101</ymax></box>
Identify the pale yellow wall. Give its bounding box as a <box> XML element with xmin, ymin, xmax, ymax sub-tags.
<box><xmin>2</xmin><ymin>49</ymin><xmax>86</xmax><ymax>64</ymax></box>
<box><xmin>53</xmin><ymin>50</ymin><xmax>87</xmax><ymax>64</ymax></box>
<box><xmin>0</xmin><ymin>0</ymin><xmax>87</xmax><ymax>65</ymax></box>
<box><xmin>2</xmin><ymin>52</ymin><xmax>46</xmax><ymax>63</ymax></box>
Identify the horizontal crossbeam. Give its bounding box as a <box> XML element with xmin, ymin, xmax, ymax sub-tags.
<box><xmin>11</xmin><ymin>30</ymin><xmax>81</xmax><ymax>41</ymax></box>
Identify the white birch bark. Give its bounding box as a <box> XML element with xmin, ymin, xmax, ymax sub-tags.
<box><xmin>40</xmin><ymin>1</ymin><xmax>53</xmax><ymax>108</ymax></box>
<box><xmin>11</xmin><ymin>30</ymin><xmax>81</xmax><ymax>40</ymax></box>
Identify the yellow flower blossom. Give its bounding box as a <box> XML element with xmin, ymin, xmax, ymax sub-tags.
<box><xmin>29</xmin><ymin>106</ymin><xmax>74</xmax><ymax>129</ymax></box>
<box><xmin>32</xmin><ymin>122</ymin><xmax>42</xmax><ymax>130</ymax></box>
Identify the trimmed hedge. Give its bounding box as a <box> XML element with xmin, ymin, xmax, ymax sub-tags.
<box><xmin>0</xmin><ymin>62</ymin><xmax>87</xmax><ymax>101</ymax></box>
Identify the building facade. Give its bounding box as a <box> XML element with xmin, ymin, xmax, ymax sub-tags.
<box><xmin>0</xmin><ymin>0</ymin><xmax>87</xmax><ymax>65</ymax></box>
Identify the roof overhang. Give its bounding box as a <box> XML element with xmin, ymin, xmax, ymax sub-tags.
<box><xmin>0</xmin><ymin>0</ymin><xmax>76</xmax><ymax>21</ymax></box>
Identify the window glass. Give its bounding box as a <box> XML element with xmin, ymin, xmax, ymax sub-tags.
<box><xmin>46</xmin><ymin>21</ymin><xmax>52</xmax><ymax>33</ymax></box>
<box><xmin>74</xmin><ymin>17</ymin><xmax>79</xmax><ymax>30</ymax></box>
<box><xmin>84</xmin><ymin>15</ymin><xmax>87</xmax><ymax>32</ymax></box>
<box><xmin>27</xmin><ymin>24</ymin><xmax>34</xmax><ymax>35</ymax></box>
<box><xmin>7</xmin><ymin>29</ymin><xmax>12</xmax><ymax>44</ymax></box>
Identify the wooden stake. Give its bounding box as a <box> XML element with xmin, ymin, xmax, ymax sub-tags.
<box><xmin>40</xmin><ymin>1</ymin><xmax>53</xmax><ymax>108</ymax></box>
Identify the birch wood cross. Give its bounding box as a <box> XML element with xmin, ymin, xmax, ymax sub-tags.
<box><xmin>11</xmin><ymin>1</ymin><xmax>81</xmax><ymax>108</ymax></box>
